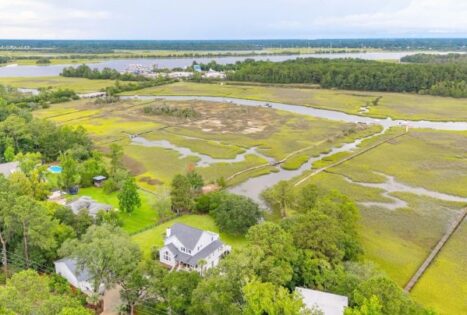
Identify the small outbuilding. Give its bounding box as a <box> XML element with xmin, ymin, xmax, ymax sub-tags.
<box><xmin>92</xmin><ymin>175</ymin><xmax>107</xmax><ymax>187</ymax></box>
<box><xmin>0</xmin><ymin>161</ymin><xmax>19</xmax><ymax>178</ymax></box>
<box><xmin>54</xmin><ymin>258</ymin><xmax>104</xmax><ymax>295</ymax></box>
<box><xmin>296</xmin><ymin>287</ymin><xmax>348</xmax><ymax>315</ymax></box>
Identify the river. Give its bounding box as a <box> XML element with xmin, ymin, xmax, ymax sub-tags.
<box><xmin>121</xmin><ymin>95</ymin><xmax>467</xmax><ymax>206</ymax></box>
<box><xmin>0</xmin><ymin>51</ymin><xmax>424</xmax><ymax>77</ymax></box>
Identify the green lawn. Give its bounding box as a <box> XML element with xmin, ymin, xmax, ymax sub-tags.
<box><xmin>0</xmin><ymin>76</ymin><xmax>116</xmax><ymax>93</ymax></box>
<box><xmin>132</xmin><ymin>215</ymin><xmax>247</xmax><ymax>257</ymax></box>
<box><xmin>121</xmin><ymin>81</ymin><xmax>467</xmax><ymax>121</ymax></box>
<box><xmin>77</xmin><ymin>187</ymin><xmax>159</xmax><ymax>234</ymax></box>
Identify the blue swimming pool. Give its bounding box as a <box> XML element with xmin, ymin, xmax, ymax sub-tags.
<box><xmin>48</xmin><ymin>165</ymin><xmax>62</xmax><ymax>174</ymax></box>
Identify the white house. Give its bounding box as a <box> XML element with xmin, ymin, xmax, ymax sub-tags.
<box><xmin>54</xmin><ymin>258</ymin><xmax>104</xmax><ymax>295</ymax></box>
<box><xmin>159</xmin><ymin>223</ymin><xmax>231</xmax><ymax>272</ymax></box>
<box><xmin>297</xmin><ymin>287</ymin><xmax>349</xmax><ymax>315</ymax></box>
<box><xmin>168</xmin><ymin>71</ymin><xmax>194</xmax><ymax>79</ymax></box>
<box><xmin>202</xmin><ymin>69</ymin><xmax>226</xmax><ymax>80</ymax></box>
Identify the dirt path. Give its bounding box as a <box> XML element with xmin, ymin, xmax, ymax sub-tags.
<box><xmin>101</xmin><ymin>286</ymin><xmax>121</xmax><ymax>315</ymax></box>
<box><xmin>404</xmin><ymin>208</ymin><xmax>467</xmax><ymax>292</ymax></box>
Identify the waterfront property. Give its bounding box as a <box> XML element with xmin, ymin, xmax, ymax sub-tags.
<box><xmin>159</xmin><ymin>223</ymin><xmax>231</xmax><ymax>272</ymax></box>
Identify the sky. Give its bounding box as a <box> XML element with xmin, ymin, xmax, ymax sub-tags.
<box><xmin>0</xmin><ymin>0</ymin><xmax>466</xmax><ymax>39</ymax></box>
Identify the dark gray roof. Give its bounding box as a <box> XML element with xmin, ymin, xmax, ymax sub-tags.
<box><xmin>165</xmin><ymin>240</ymin><xmax>224</xmax><ymax>267</ymax></box>
<box><xmin>170</xmin><ymin>223</ymin><xmax>205</xmax><ymax>251</ymax></box>
<box><xmin>55</xmin><ymin>258</ymin><xmax>92</xmax><ymax>282</ymax></box>
<box><xmin>67</xmin><ymin>196</ymin><xmax>112</xmax><ymax>217</ymax></box>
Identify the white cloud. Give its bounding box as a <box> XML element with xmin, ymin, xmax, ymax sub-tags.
<box><xmin>0</xmin><ymin>0</ymin><xmax>110</xmax><ymax>38</ymax></box>
<box><xmin>313</xmin><ymin>0</ymin><xmax>467</xmax><ymax>35</ymax></box>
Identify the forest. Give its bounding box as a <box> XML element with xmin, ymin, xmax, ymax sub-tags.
<box><xmin>222</xmin><ymin>58</ymin><xmax>467</xmax><ymax>97</ymax></box>
<box><xmin>401</xmin><ymin>53</ymin><xmax>467</xmax><ymax>64</ymax></box>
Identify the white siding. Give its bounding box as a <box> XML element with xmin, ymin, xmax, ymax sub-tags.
<box><xmin>54</xmin><ymin>262</ymin><xmax>94</xmax><ymax>294</ymax></box>
<box><xmin>159</xmin><ymin>246</ymin><xmax>176</xmax><ymax>267</ymax></box>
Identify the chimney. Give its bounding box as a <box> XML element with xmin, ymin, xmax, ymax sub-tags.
<box><xmin>166</xmin><ymin>228</ymin><xmax>171</xmax><ymax>237</ymax></box>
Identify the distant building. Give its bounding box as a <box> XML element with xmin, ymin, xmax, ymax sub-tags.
<box><xmin>168</xmin><ymin>71</ymin><xmax>194</xmax><ymax>79</ymax></box>
<box><xmin>297</xmin><ymin>287</ymin><xmax>348</xmax><ymax>315</ymax></box>
<box><xmin>159</xmin><ymin>223</ymin><xmax>231</xmax><ymax>273</ymax></box>
<box><xmin>193</xmin><ymin>65</ymin><xmax>202</xmax><ymax>72</ymax></box>
<box><xmin>0</xmin><ymin>161</ymin><xmax>19</xmax><ymax>178</ymax></box>
<box><xmin>67</xmin><ymin>196</ymin><xmax>112</xmax><ymax>217</ymax></box>
<box><xmin>202</xmin><ymin>69</ymin><xmax>226</xmax><ymax>79</ymax></box>
<box><xmin>54</xmin><ymin>258</ymin><xmax>104</xmax><ymax>295</ymax></box>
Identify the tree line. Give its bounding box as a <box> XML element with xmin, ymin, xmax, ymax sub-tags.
<box><xmin>401</xmin><ymin>53</ymin><xmax>467</xmax><ymax>64</ymax></box>
<box><xmin>61</xmin><ymin>64</ymin><xmax>152</xmax><ymax>81</ymax></box>
<box><xmin>212</xmin><ymin>57</ymin><xmax>467</xmax><ymax>98</ymax></box>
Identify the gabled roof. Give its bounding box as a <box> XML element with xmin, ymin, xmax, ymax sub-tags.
<box><xmin>164</xmin><ymin>240</ymin><xmax>224</xmax><ymax>267</ymax></box>
<box><xmin>55</xmin><ymin>258</ymin><xmax>92</xmax><ymax>282</ymax></box>
<box><xmin>170</xmin><ymin>223</ymin><xmax>206</xmax><ymax>251</ymax></box>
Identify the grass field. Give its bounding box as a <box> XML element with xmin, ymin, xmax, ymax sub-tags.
<box><xmin>411</xmin><ymin>221</ymin><xmax>467</xmax><ymax>315</ymax></box>
<box><xmin>332</xmin><ymin>129</ymin><xmax>467</xmax><ymax>196</ymax></box>
<box><xmin>132</xmin><ymin>214</ymin><xmax>247</xmax><ymax>257</ymax></box>
<box><xmin>121</xmin><ymin>81</ymin><xmax>467</xmax><ymax>121</ymax></box>
<box><xmin>77</xmin><ymin>187</ymin><xmax>160</xmax><ymax>234</ymax></box>
<box><xmin>287</xmin><ymin>128</ymin><xmax>467</xmax><ymax>313</ymax></box>
<box><xmin>35</xmin><ymin>98</ymin><xmax>379</xmax><ymax>190</ymax></box>
<box><xmin>0</xmin><ymin>76</ymin><xmax>115</xmax><ymax>93</ymax></box>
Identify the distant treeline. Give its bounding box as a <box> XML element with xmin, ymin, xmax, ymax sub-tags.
<box><xmin>401</xmin><ymin>53</ymin><xmax>467</xmax><ymax>64</ymax></box>
<box><xmin>0</xmin><ymin>56</ymin><xmax>10</xmax><ymax>64</ymax></box>
<box><xmin>1</xmin><ymin>38</ymin><xmax>467</xmax><ymax>52</ymax></box>
<box><xmin>61</xmin><ymin>64</ymin><xmax>150</xmax><ymax>81</ymax></box>
<box><xmin>222</xmin><ymin>58</ymin><xmax>467</xmax><ymax>98</ymax></box>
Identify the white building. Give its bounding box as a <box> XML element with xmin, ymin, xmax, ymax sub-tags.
<box><xmin>0</xmin><ymin>161</ymin><xmax>19</xmax><ymax>178</ymax></box>
<box><xmin>54</xmin><ymin>258</ymin><xmax>104</xmax><ymax>295</ymax></box>
<box><xmin>297</xmin><ymin>287</ymin><xmax>349</xmax><ymax>315</ymax></box>
<box><xmin>168</xmin><ymin>71</ymin><xmax>194</xmax><ymax>79</ymax></box>
<box><xmin>159</xmin><ymin>223</ymin><xmax>231</xmax><ymax>272</ymax></box>
<box><xmin>202</xmin><ymin>69</ymin><xmax>226</xmax><ymax>79</ymax></box>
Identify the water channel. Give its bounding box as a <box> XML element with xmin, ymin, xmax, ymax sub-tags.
<box><xmin>124</xmin><ymin>95</ymin><xmax>467</xmax><ymax>207</ymax></box>
<box><xmin>0</xmin><ymin>51</ymin><xmax>427</xmax><ymax>77</ymax></box>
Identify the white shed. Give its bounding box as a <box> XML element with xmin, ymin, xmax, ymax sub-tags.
<box><xmin>297</xmin><ymin>287</ymin><xmax>349</xmax><ymax>315</ymax></box>
<box><xmin>54</xmin><ymin>258</ymin><xmax>104</xmax><ymax>295</ymax></box>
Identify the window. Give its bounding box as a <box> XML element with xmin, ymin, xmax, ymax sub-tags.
<box><xmin>163</xmin><ymin>251</ymin><xmax>170</xmax><ymax>261</ymax></box>
<box><xmin>187</xmin><ymin>249</ymin><xmax>192</xmax><ymax>254</ymax></box>
<box><xmin>181</xmin><ymin>247</ymin><xmax>186</xmax><ymax>252</ymax></box>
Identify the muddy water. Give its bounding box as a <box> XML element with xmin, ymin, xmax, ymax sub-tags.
<box><xmin>229</xmin><ymin>130</ymin><xmax>386</xmax><ymax>207</ymax></box>
<box><xmin>131</xmin><ymin>136</ymin><xmax>275</xmax><ymax>167</ymax></box>
<box><xmin>123</xmin><ymin>95</ymin><xmax>467</xmax><ymax>207</ymax></box>
<box><xmin>0</xmin><ymin>52</ymin><xmax>425</xmax><ymax>77</ymax></box>
<box><xmin>125</xmin><ymin>96</ymin><xmax>467</xmax><ymax>131</ymax></box>
<box><xmin>343</xmin><ymin>173</ymin><xmax>467</xmax><ymax>210</ymax></box>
